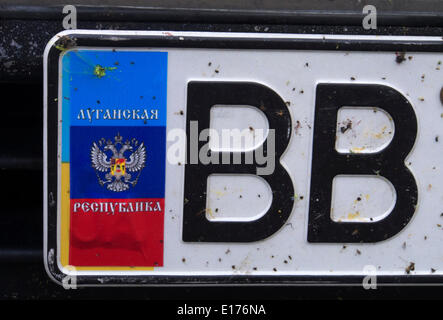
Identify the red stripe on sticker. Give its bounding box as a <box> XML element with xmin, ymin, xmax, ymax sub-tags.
<box><xmin>69</xmin><ymin>198</ymin><xmax>164</xmax><ymax>267</ymax></box>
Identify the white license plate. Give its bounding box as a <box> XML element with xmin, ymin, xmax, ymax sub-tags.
<box><xmin>44</xmin><ymin>30</ymin><xmax>443</xmax><ymax>286</ymax></box>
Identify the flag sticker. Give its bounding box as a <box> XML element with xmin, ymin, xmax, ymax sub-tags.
<box><xmin>60</xmin><ymin>50</ymin><xmax>167</xmax><ymax>268</ymax></box>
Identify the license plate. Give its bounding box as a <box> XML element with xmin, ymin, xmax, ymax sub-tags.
<box><xmin>44</xmin><ymin>30</ymin><xmax>443</xmax><ymax>286</ymax></box>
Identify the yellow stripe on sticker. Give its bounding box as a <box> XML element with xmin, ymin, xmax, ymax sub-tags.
<box><xmin>60</xmin><ymin>162</ymin><xmax>70</xmax><ymax>267</ymax></box>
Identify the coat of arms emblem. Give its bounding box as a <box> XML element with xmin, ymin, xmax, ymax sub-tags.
<box><xmin>90</xmin><ymin>133</ymin><xmax>146</xmax><ymax>192</ymax></box>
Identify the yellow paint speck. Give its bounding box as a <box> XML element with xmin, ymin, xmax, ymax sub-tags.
<box><xmin>347</xmin><ymin>212</ymin><xmax>361</xmax><ymax>220</ymax></box>
<box><xmin>350</xmin><ymin>147</ymin><xmax>366</xmax><ymax>153</ymax></box>
<box><xmin>206</xmin><ymin>208</ymin><xmax>214</xmax><ymax>219</ymax></box>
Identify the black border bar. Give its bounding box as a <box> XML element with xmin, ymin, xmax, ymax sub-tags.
<box><xmin>2</xmin><ymin>3</ymin><xmax>443</xmax><ymax>27</ymax></box>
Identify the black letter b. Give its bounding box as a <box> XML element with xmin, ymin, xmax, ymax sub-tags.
<box><xmin>183</xmin><ymin>82</ymin><xmax>294</xmax><ymax>242</ymax></box>
<box><xmin>308</xmin><ymin>84</ymin><xmax>418</xmax><ymax>243</ymax></box>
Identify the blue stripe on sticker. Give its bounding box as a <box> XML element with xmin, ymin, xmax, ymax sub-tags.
<box><xmin>61</xmin><ymin>50</ymin><xmax>168</xmax><ymax>162</ymax></box>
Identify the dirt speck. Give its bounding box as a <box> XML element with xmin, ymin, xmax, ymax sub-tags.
<box><xmin>340</xmin><ymin>119</ymin><xmax>352</xmax><ymax>133</ymax></box>
<box><xmin>405</xmin><ymin>262</ymin><xmax>415</xmax><ymax>274</ymax></box>
<box><xmin>295</xmin><ymin>120</ymin><xmax>301</xmax><ymax>135</ymax></box>
<box><xmin>54</xmin><ymin>35</ymin><xmax>77</xmax><ymax>51</ymax></box>
<box><xmin>395</xmin><ymin>52</ymin><xmax>406</xmax><ymax>64</ymax></box>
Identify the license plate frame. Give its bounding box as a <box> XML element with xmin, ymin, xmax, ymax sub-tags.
<box><xmin>44</xmin><ymin>30</ymin><xmax>443</xmax><ymax>286</ymax></box>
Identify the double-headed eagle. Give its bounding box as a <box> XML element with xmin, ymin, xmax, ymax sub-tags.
<box><xmin>90</xmin><ymin>133</ymin><xmax>146</xmax><ymax>192</ymax></box>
